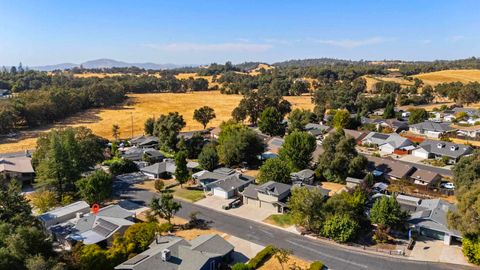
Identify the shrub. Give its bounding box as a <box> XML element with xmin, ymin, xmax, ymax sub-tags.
<box><xmin>321</xmin><ymin>214</ymin><xmax>359</xmax><ymax>243</ymax></box>
<box><xmin>462</xmin><ymin>236</ymin><xmax>480</xmax><ymax>265</ymax></box>
<box><xmin>247</xmin><ymin>245</ymin><xmax>276</xmax><ymax>269</ymax></box>
<box><xmin>232</xmin><ymin>263</ymin><xmax>252</xmax><ymax>270</ymax></box>
<box><xmin>309</xmin><ymin>261</ymin><xmax>325</xmax><ymax>270</ymax></box>
<box><xmin>104</xmin><ymin>158</ymin><xmax>138</xmax><ymax>175</ymax></box>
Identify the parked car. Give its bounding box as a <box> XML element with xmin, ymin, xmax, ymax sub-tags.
<box><xmin>441</xmin><ymin>182</ymin><xmax>455</xmax><ymax>189</ymax></box>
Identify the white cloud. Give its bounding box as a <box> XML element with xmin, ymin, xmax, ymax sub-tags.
<box><xmin>145</xmin><ymin>42</ymin><xmax>272</xmax><ymax>53</ymax></box>
<box><xmin>313</xmin><ymin>37</ymin><xmax>389</xmax><ymax>48</ymax></box>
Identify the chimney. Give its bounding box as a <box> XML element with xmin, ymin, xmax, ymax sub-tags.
<box><xmin>161</xmin><ymin>249</ymin><xmax>171</xmax><ymax>261</ymax></box>
<box><xmin>75</xmin><ymin>212</ymin><xmax>83</xmax><ymax>219</ymax></box>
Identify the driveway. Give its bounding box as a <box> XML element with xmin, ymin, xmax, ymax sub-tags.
<box><xmin>227</xmin><ymin>236</ymin><xmax>264</xmax><ymax>263</ymax></box>
<box><xmin>195</xmin><ymin>195</ymin><xmax>277</xmax><ymax>222</ymax></box>
<box><xmin>410</xmin><ymin>237</ymin><xmax>470</xmax><ymax>266</ymax></box>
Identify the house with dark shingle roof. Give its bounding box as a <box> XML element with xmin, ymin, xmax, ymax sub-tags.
<box><xmin>130</xmin><ymin>135</ymin><xmax>159</xmax><ymax>148</ymax></box>
<box><xmin>121</xmin><ymin>147</ymin><xmax>164</xmax><ymax>162</ymax></box>
<box><xmin>367</xmin><ymin>156</ymin><xmax>415</xmax><ymax>181</ymax></box>
<box><xmin>290</xmin><ymin>169</ymin><xmax>315</xmax><ymax>185</ymax></box>
<box><xmin>412</xmin><ymin>139</ymin><xmax>473</xmax><ymax>164</ymax></box>
<box><xmin>115</xmin><ymin>234</ymin><xmax>234</xmax><ymax>270</ymax></box>
<box><xmin>362</xmin><ymin>132</ymin><xmax>414</xmax><ymax>154</ymax></box>
<box><xmin>0</xmin><ymin>156</ymin><xmax>35</xmax><ymax>185</ymax></box>
<box><xmin>140</xmin><ymin>160</ymin><xmax>176</xmax><ymax>179</ymax></box>
<box><xmin>206</xmin><ymin>174</ymin><xmax>253</xmax><ymax>199</ymax></box>
<box><xmin>409</xmin><ymin>121</ymin><xmax>456</xmax><ymax>139</ymax></box>
<box><xmin>409</xmin><ymin>168</ymin><xmax>442</xmax><ymax>187</ymax></box>
<box><xmin>243</xmin><ymin>181</ymin><xmax>292</xmax><ymax>213</ymax></box>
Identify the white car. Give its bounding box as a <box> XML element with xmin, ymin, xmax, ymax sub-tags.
<box><xmin>441</xmin><ymin>182</ymin><xmax>455</xmax><ymax>189</ymax></box>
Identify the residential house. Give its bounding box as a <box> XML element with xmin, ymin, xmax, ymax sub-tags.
<box><xmin>266</xmin><ymin>137</ymin><xmax>284</xmax><ymax>154</ymax></box>
<box><xmin>382</xmin><ymin>119</ymin><xmax>409</xmax><ymax>133</ymax></box>
<box><xmin>0</xmin><ymin>156</ymin><xmax>35</xmax><ymax>185</ymax></box>
<box><xmin>412</xmin><ymin>140</ymin><xmax>473</xmax><ymax>164</ymax></box>
<box><xmin>367</xmin><ymin>156</ymin><xmax>415</xmax><ymax>181</ymax></box>
<box><xmin>115</xmin><ymin>234</ymin><xmax>234</xmax><ymax>270</ymax></box>
<box><xmin>193</xmin><ymin>167</ymin><xmax>254</xmax><ymax>191</ymax></box>
<box><xmin>290</xmin><ymin>169</ymin><xmax>315</xmax><ymax>185</ymax></box>
<box><xmin>409</xmin><ymin>121</ymin><xmax>456</xmax><ymax>139</ymax></box>
<box><xmin>39</xmin><ymin>201</ymin><xmax>91</xmax><ymax>228</ymax></box>
<box><xmin>130</xmin><ymin>135</ymin><xmax>159</xmax><ymax>148</ymax></box>
<box><xmin>243</xmin><ymin>181</ymin><xmax>292</xmax><ymax>213</ymax></box>
<box><xmin>305</xmin><ymin>123</ymin><xmax>332</xmax><ymax>140</ymax></box>
<box><xmin>409</xmin><ymin>169</ymin><xmax>442</xmax><ymax>188</ymax></box>
<box><xmin>121</xmin><ymin>147</ymin><xmax>164</xmax><ymax>162</ymax></box>
<box><xmin>396</xmin><ymin>196</ymin><xmax>461</xmax><ymax>245</ymax></box>
<box><xmin>345</xmin><ymin>177</ymin><xmax>365</xmax><ymax>189</ymax></box>
<box><xmin>361</xmin><ymin>132</ymin><xmax>414</xmax><ymax>154</ymax></box>
<box><xmin>40</xmin><ymin>202</ymin><xmax>135</xmax><ymax>249</ymax></box>
<box><xmin>453</xmin><ymin>124</ymin><xmax>480</xmax><ymax>139</ymax></box>
<box><xmin>206</xmin><ymin>174</ymin><xmax>253</xmax><ymax>199</ymax></box>
<box><xmin>452</xmin><ymin>107</ymin><xmax>480</xmax><ymax>117</ymax></box>
<box><xmin>210</xmin><ymin>126</ymin><xmax>222</xmax><ymax>139</ymax></box>
<box><xmin>140</xmin><ymin>160</ymin><xmax>176</xmax><ymax>179</ymax></box>
<box><xmin>343</xmin><ymin>129</ymin><xmax>368</xmax><ymax>143</ymax></box>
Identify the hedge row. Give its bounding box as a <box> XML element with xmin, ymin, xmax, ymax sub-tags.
<box><xmin>247</xmin><ymin>245</ymin><xmax>276</xmax><ymax>269</ymax></box>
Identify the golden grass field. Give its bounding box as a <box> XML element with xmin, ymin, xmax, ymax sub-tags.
<box><xmin>413</xmin><ymin>69</ymin><xmax>480</xmax><ymax>86</ymax></box>
<box><xmin>0</xmin><ymin>91</ymin><xmax>313</xmax><ymax>153</ymax></box>
<box><xmin>363</xmin><ymin>75</ymin><xmax>414</xmax><ymax>92</ymax></box>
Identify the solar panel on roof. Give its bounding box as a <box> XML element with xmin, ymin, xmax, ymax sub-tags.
<box><xmin>372</xmin><ymin>133</ymin><xmax>389</xmax><ymax>140</ymax></box>
<box><xmin>123</xmin><ymin>255</ymin><xmax>149</xmax><ymax>265</ymax></box>
<box><xmin>92</xmin><ymin>219</ymin><xmax>119</xmax><ymax>237</ymax></box>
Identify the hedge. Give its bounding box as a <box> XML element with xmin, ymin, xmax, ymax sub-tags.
<box><xmin>309</xmin><ymin>261</ymin><xmax>325</xmax><ymax>270</ymax></box>
<box><xmin>247</xmin><ymin>245</ymin><xmax>276</xmax><ymax>269</ymax></box>
<box><xmin>231</xmin><ymin>263</ymin><xmax>252</xmax><ymax>270</ymax></box>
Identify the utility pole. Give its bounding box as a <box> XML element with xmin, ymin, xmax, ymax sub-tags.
<box><xmin>131</xmin><ymin>112</ymin><xmax>134</xmax><ymax>139</ymax></box>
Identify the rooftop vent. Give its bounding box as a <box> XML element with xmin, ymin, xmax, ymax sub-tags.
<box><xmin>161</xmin><ymin>249</ymin><xmax>171</xmax><ymax>262</ymax></box>
<box><xmin>450</xmin><ymin>145</ymin><xmax>458</xmax><ymax>151</ymax></box>
<box><xmin>437</xmin><ymin>143</ymin><xmax>445</xmax><ymax>148</ymax></box>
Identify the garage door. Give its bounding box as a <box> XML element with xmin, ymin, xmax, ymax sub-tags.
<box><xmin>213</xmin><ymin>188</ymin><xmax>228</xmax><ymax>199</ymax></box>
<box><xmin>260</xmin><ymin>201</ymin><xmax>279</xmax><ymax>212</ymax></box>
<box><xmin>413</xmin><ymin>149</ymin><xmax>429</xmax><ymax>159</ymax></box>
<box><xmin>420</xmin><ymin>227</ymin><xmax>445</xmax><ymax>240</ymax></box>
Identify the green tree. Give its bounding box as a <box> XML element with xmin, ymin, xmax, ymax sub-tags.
<box><xmin>289</xmin><ymin>80</ymin><xmax>310</xmax><ymax>96</ymax></box>
<box><xmin>193</xmin><ymin>106</ymin><xmax>216</xmax><ymax>129</ymax></box>
<box><xmin>258</xmin><ymin>107</ymin><xmax>285</xmax><ymax>137</ymax></box>
<box><xmin>29</xmin><ymin>189</ymin><xmax>57</xmax><ymax>214</ymax></box>
<box><xmin>144</xmin><ymin>117</ymin><xmax>155</xmax><ymax>135</ymax></box>
<box><xmin>77</xmin><ymin>244</ymin><xmax>109</xmax><ymax>270</ymax></box>
<box><xmin>257</xmin><ymin>158</ymin><xmax>292</xmax><ymax>184</ymax></box>
<box><xmin>332</xmin><ymin>109</ymin><xmax>350</xmax><ymax>129</ymax></box>
<box><xmin>112</xmin><ymin>124</ymin><xmax>120</xmax><ymax>141</ymax></box>
<box><xmin>462</xmin><ymin>236</ymin><xmax>480</xmax><ymax>265</ymax></box>
<box><xmin>448</xmin><ymin>182</ymin><xmax>480</xmax><ymax>236</ymax></box>
<box><xmin>153</xmin><ymin>112</ymin><xmax>186</xmax><ymax>151</ymax></box>
<box><xmin>383</xmin><ymin>102</ymin><xmax>395</xmax><ymax>119</ymax></box>
<box><xmin>408</xmin><ymin>108</ymin><xmax>428</xmax><ymax>124</ymax></box>
<box><xmin>287</xmin><ymin>109</ymin><xmax>313</xmax><ymax>133</ymax></box>
<box><xmin>76</xmin><ymin>170</ymin><xmax>113</xmax><ymax>204</ymax></box>
<box><xmin>149</xmin><ymin>194</ymin><xmax>181</xmax><ymax>224</ymax></box>
<box><xmin>321</xmin><ymin>214</ymin><xmax>359</xmax><ymax>243</ymax></box>
<box><xmin>175</xmin><ymin>150</ymin><xmax>189</xmax><ymax>188</ymax></box>
<box><xmin>452</xmin><ymin>150</ymin><xmax>480</xmax><ymax>192</ymax></box>
<box><xmin>217</xmin><ymin>121</ymin><xmax>264</xmax><ymax>166</ymax></box>
<box><xmin>370</xmin><ymin>196</ymin><xmax>408</xmax><ymax>230</ymax></box>
<box><xmin>0</xmin><ymin>180</ymin><xmax>35</xmax><ymax>226</ymax></box>
<box><xmin>231</xmin><ymin>106</ymin><xmax>247</xmax><ymax>123</ymax></box>
<box><xmin>287</xmin><ymin>187</ymin><xmax>325</xmax><ymax>233</ymax></box>
<box><xmin>316</xmin><ymin>130</ymin><xmax>367</xmax><ymax>183</ymax></box>
<box><xmin>279</xmin><ymin>131</ymin><xmax>316</xmax><ymax>171</ymax></box>
<box><xmin>198</xmin><ymin>143</ymin><xmax>219</xmax><ymax>171</ymax></box>
<box><xmin>154</xmin><ymin>179</ymin><xmax>164</xmax><ymax>193</ymax></box>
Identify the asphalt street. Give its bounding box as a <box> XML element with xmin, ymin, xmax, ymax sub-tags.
<box><xmin>114</xmin><ymin>180</ymin><xmax>473</xmax><ymax>270</ymax></box>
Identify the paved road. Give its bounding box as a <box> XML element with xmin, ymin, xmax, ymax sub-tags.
<box><xmin>114</xmin><ymin>181</ymin><xmax>473</xmax><ymax>270</ymax></box>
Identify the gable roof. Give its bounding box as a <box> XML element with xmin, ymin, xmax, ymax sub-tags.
<box><xmin>410</xmin><ymin>121</ymin><xmax>456</xmax><ymax>133</ymax></box>
<box><xmin>257</xmin><ymin>181</ymin><xmax>291</xmax><ymax>196</ymax></box>
<box><xmin>410</xmin><ymin>169</ymin><xmax>441</xmax><ymax>184</ymax></box>
<box><xmin>363</xmin><ymin>132</ymin><xmax>413</xmax><ymax>149</ymax></box>
<box><xmin>407</xmin><ymin>198</ymin><xmax>460</xmax><ymax>237</ymax></box>
<box><xmin>367</xmin><ymin>156</ymin><xmax>414</xmax><ymax>179</ymax></box>
<box><xmin>38</xmin><ymin>201</ymin><xmax>90</xmax><ymax>223</ymax></box>
<box><xmin>0</xmin><ymin>157</ymin><xmax>34</xmax><ymax>174</ymax></box>
<box><xmin>417</xmin><ymin>139</ymin><xmax>473</xmax><ymax>159</ymax></box>
<box><xmin>291</xmin><ymin>169</ymin><xmax>315</xmax><ymax>180</ymax></box>
<box><xmin>115</xmin><ymin>234</ymin><xmax>233</xmax><ymax>270</ymax></box>
<box><xmin>207</xmin><ymin>174</ymin><xmax>252</xmax><ymax>192</ymax></box>
<box><xmin>141</xmin><ymin>161</ymin><xmax>176</xmax><ymax>175</ymax></box>
<box><xmin>452</xmin><ymin>107</ymin><xmax>480</xmax><ymax>116</ymax></box>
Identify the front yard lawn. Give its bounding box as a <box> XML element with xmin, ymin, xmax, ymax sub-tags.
<box><xmin>264</xmin><ymin>214</ymin><xmax>295</xmax><ymax>228</ymax></box>
<box><xmin>170</xmin><ymin>186</ymin><xmax>205</xmax><ymax>202</ymax></box>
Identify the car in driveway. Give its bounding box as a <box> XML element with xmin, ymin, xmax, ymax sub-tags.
<box><xmin>441</xmin><ymin>182</ymin><xmax>455</xmax><ymax>189</ymax></box>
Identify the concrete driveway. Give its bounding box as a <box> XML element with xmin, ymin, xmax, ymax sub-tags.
<box><xmin>227</xmin><ymin>236</ymin><xmax>264</xmax><ymax>263</ymax></box>
<box><xmin>195</xmin><ymin>195</ymin><xmax>276</xmax><ymax>222</ymax></box>
<box><xmin>410</xmin><ymin>237</ymin><xmax>469</xmax><ymax>266</ymax></box>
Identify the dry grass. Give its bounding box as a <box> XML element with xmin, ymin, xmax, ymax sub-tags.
<box><xmin>414</xmin><ymin>69</ymin><xmax>480</xmax><ymax>86</ymax></box>
<box><xmin>174</xmin><ymin>228</ymin><xmax>225</xmax><ymax>241</ymax></box>
<box><xmin>73</xmin><ymin>73</ymin><xmax>125</xmax><ymax>78</ymax></box>
<box><xmin>320</xmin><ymin>182</ymin><xmax>347</xmax><ymax>196</ymax></box>
<box><xmin>363</xmin><ymin>75</ymin><xmax>413</xmax><ymax>92</ymax></box>
<box><xmin>258</xmin><ymin>256</ymin><xmax>311</xmax><ymax>270</ymax></box>
<box><xmin>0</xmin><ymin>91</ymin><xmax>312</xmax><ymax>153</ymax></box>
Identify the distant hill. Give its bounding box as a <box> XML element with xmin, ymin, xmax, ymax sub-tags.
<box><xmin>32</xmin><ymin>58</ymin><xmax>182</xmax><ymax>71</ymax></box>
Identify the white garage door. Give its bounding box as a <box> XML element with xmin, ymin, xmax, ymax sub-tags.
<box><xmin>413</xmin><ymin>149</ymin><xmax>429</xmax><ymax>159</ymax></box>
<box><xmin>213</xmin><ymin>188</ymin><xmax>228</xmax><ymax>199</ymax></box>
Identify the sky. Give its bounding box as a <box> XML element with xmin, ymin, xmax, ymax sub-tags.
<box><xmin>0</xmin><ymin>0</ymin><xmax>479</xmax><ymax>66</ymax></box>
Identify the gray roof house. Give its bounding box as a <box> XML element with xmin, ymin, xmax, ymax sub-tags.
<box><xmin>362</xmin><ymin>132</ymin><xmax>414</xmax><ymax>154</ymax></box>
<box><xmin>140</xmin><ymin>160</ymin><xmax>176</xmax><ymax>179</ymax></box>
<box><xmin>122</xmin><ymin>147</ymin><xmax>164</xmax><ymax>162</ymax></box>
<box><xmin>39</xmin><ymin>201</ymin><xmax>91</xmax><ymax>228</ymax></box>
<box><xmin>409</xmin><ymin>168</ymin><xmax>442</xmax><ymax>187</ymax></box>
<box><xmin>115</xmin><ymin>234</ymin><xmax>234</xmax><ymax>270</ymax></box>
<box><xmin>130</xmin><ymin>136</ymin><xmax>159</xmax><ymax>148</ymax></box>
<box><xmin>367</xmin><ymin>156</ymin><xmax>415</xmax><ymax>180</ymax></box>
<box><xmin>409</xmin><ymin>121</ymin><xmax>456</xmax><ymax>139</ymax></box>
<box><xmin>290</xmin><ymin>169</ymin><xmax>315</xmax><ymax>185</ymax></box>
<box><xmin>243</xmin><ymin>181</ymin><xmax>292</xmax><ymax>213</ymax></box>
<box><xmin>396</xmin><ymin>196</ymin><xmax>461</xmax><ymax>245</ymax></box>
<box><xmin>206</xmin><ymin>174</ymin><xmax>253</xmax><ymax>199</ymax></box>
<box><xmin>412</xmin><ymin>139</ymin><xmax>473</xmax><ymax>164</ymax></box>
<box><xmin>266</xmin><ymin>137</ymin><xmax>284</xmax><ymax>154</ymax></box>
<box><xmin>452</xmin><ymin>107</ymin><xmax>480</xmax><ymax>117</ymax></box>
<box><xmin>345</xmin><ymin>177</ymin><xmax>365</xmax><ymax>189</ymax></box>
<box><xmin>42</xmin><ymin>203</ymin><xmax>135</xmax><ymax>249</ymax></box>
<box><xmin>0</xmin><ymin>156</ymin><xmax>35</xmax><ymax>185</ymax></box>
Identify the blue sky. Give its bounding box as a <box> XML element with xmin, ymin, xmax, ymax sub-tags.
<box><xmin>0</xmin><ymin>0</ymin><xmax>479</xmax><ymax>66</ymax></box>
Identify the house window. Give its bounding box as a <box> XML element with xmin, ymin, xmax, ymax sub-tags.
<box><xmin>210</xmin><ymin>260</ymin><xmax>216</xmax><ymax>270</ymax></box>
